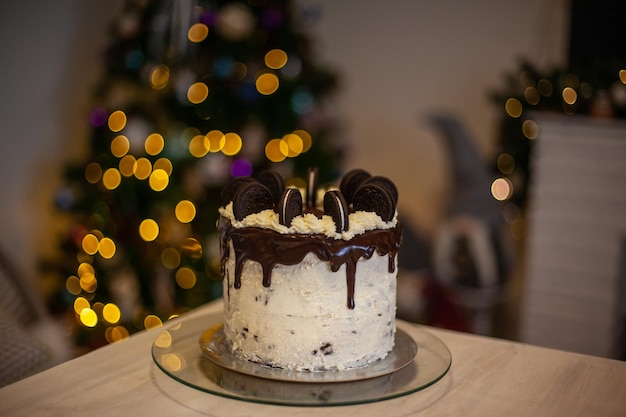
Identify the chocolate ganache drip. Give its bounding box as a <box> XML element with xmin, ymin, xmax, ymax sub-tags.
<box><xmin>218</xmin><ymin>218</ymin><xmax>402</xmax><ymax>309</ymax></box>
<box><xmin>219</xmin><ymin>168</ymin><xmax>402</xmax><ymax>309</ymax></box>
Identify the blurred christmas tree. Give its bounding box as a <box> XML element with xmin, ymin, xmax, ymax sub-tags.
<box><xmin>52</xmin><ymin>0</ymin><xmax>342</xmax><ymax>350</ymax></box>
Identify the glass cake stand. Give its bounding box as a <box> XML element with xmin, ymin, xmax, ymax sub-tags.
<box><xmin>152</xmin><ymin>313</ymin><xmax>451</xmax><ymax>406</ymax></box>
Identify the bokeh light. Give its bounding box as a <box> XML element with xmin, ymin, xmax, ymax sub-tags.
<box><xmin>188</xmin><ymin>23</ymin><xmax>209</xmax><ymax>42</ymax></box>
<box><xmin>119</xmin><ymin>155</ymin><xmax>136</xmax><ymax>177</ymax></box>
<box><xmin>497</xmin><ymin>153</ymin><xmax>515</xmax><ymax>175</ymax></box>
<box><xmin>139</xmin><ymin>219</ymin><xmax>159</xmax><ymax>242</ymax></box>
<box><xmin>522</xmin><ymin>119</ymin><xmax>539</xmax><ymax>139</ymax></box>
<box><xmin>149</xmin><ymin>169</ymin><xmax>169</xmax><ymax>191</ymax></box>
<box><xmin>82</xmin><ymin>233</ymin><xmax>99</xmax><ymax>255</ymax></box>
<box><xmin>537</xmin><ymin>79</ymin><xmax>553</xmax><ymax>96</ymax></box>
<box><xmin>491</xmin><ymin>178</ymin><xmax>513</xmax><ymax>201</ymax></box>
<box><xmin>108</xmin><ymin>110</ymin><xmax>127</xmax><ymax>132</ymax></box>
<box><xmin>154</xmin><ymin>158</ymin><xmax>173</xmax><ymax>175</ymax></box>
<box><xmin>265</xmin><ymin>138</ymin><xmax>288</xmax><ymax>162</ymax></box>
<box><xmin>175</xmin><ymin>200</ymin><xmax>196</xmax><ymax>223</ymax></box>
<box><xmin>111</xmin><ymin>135</ymin><xmax>130</xmax><ymax>157</ymax></box>
<box><xmin>79</xmin><ymin>272</ymin><xmax>97</xmax><ymax>293</ymax></box>
<box><xmin>150</xmin><ymin>64</ymin><xmax>170</xmax><ymax>90</ymax></box>
<box><xmin>85</xmin><ymin>162</ymin><xmax>102</xmax><ymax>184</ymax></box>
<box><xmin>282</xmin><ymin>133</ymin><xmax>303</xmax><ymax>157</ymax></box>
<box><xmin>189</xmin><ymin>134</ymin><xmax>209</xmax><ymax>157</ymax></box>
<box><xmin>620</xmin><ymin>69</ymin><xmax>626</xmax><ymax>84</ymax></box>
<box><xmin>505</xmin><ymin>98</ymin><xmax>523</xmax><ymax>118</ymax></box>
<box><xmin>144</xmin><ymin>315</ymin><xmax>163</xmax><ymax>330</ymax></box>
<box><xmin>175</xmin><ymin>267</ymin><xmax>197</xmax><ymax>289</ymax></box>
<box><xmin>180</xmin><ymin>237</ymin><xmax>202</xmax><ymax>260</ymax></box>
<box><xmin>206</xmin><ymin>130</ymin><xmax>225</xmax><ymax>153</ymax></box>
<box><xmin>134</xmin><ymin>157</ymin><xmax>152</xmax><ymax>180</ymax></box>
<box><xmin>80</xmin><ymin>308</ymin><xmax>98</xmax><ymax>327</ymax></box>
<box><xmin>221</xmin><ymin>132</ymin><xmax>242</xmax><ymax>155</ymax></box>
<box><xmin>265</xmin><ymin>49</ymin><xmax>288</xmax><ymax>69</ymax></box>
<box><xmin>562</xmin><ymin>87</ymin><xmax>577</xmax><ymax>105</ymax></box>
<box><xmin>294</xmin><ymin>129</ymin><xmax>312</xmax><ymax>152</ymax></box>
<box><xmin>231</xmin><ymin>158</ymin><xmax>252</xmax><ymax>177</ymax></box>
<box><xmin>105</xmin><ymin>326</ymin><xmax>130</xmax><ymax>343</ymax></box>
<box><xmin>256</xmin><ymin>72</ymin><xmax>279</xmax><ymax>95</ymax></box>
<box><xmin>102</xmin><ymin>168</ymin><xmax>122</xmax><ymax>190</ymax></box>
<box><xmin>187</xmin><ymin>82</ymin><xmax>209</xmax><ymax>104</ymax></box>
<box><xmin>524</xmin><ymin>87</ymin><xmax>540</xmax><ymax>105</ymax></box>
<box><xmin>145</xmin><ymin>133</ymin><xmax>165</xmax><ymax>155</ymax></box>
<box><xmin>98</xmin><ymin>237</ymin><xmax>116</xmax><ymax>259</ymax></box>
<box><xmin>161</xmin><ymin>247</ymin><xmax>181</xmax><ymax>270</ymax></box>
<box><xmin>103</xmin><ymin>303</ymin><xmax>121</xmax><ymax>324</ymax></box>
<box><xmin>73</xmin><ymin>297</ymin><xmax>90</xmax><ymax>315</ymax></box>
<box><xmin>66</xmin><ymin>276</ymin><xmax>81</xmax><ymax>295</ymax></box>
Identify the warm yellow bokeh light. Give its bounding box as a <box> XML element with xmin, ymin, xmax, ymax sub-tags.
<box><xmin>81</xmin><ymin>233</ymin><xmax>99</xmax><ymax>255</ymax></box>
<box><xmin>160</xmin><ymin>353</ymin><xmax>183</xmax><ymax>372</ymax></box>
<box><xmin>103</xmin><ymin>303</ymin><xmax>121</xmax><ymax>324</ymax></box>
<box><xmin>119</xmin><ymin>155</ymin><xmax>136</xmax><ymax>177</ymax></box>
<box><xmin>265</xmin><ymin>49</ymin><xmax>288</xmax><ymax>69</ymax></box>
<box><xmin>293</xmin><ymin>129</ymin><xmax>312</xmax><ymax>152</ymax></box>
<box><xmin>189</xmin><ymin>134</ymin><xmax>209</xmax><ymax>157</ymax></box>
<box><xmin>150</xmin><ymin>64</ymin><xmax>170</xmax><ymax>90</ymax></box>
<box><xmin>206</xmin><ymin>130</ymin><xmax>225</xmax><ymax>153</ymax></box>
<box><xmin>175</xmin><ymin>267</ymin><xmax>197</xmax><ymax>289</ymax></box>
<box><xmin>491</xmin><ymin>178</ymin><xmax>513</xmax><ymax>201</ymax></box>
<box><xmin>85</xmin><ymin>162</ymin><xmax>103</xmax><ymax>184</ymax></box>
<box><xmin>187</xmin><ymin>82</ymin><xmax>209</xmax><ymax>104</ymax></box>
<box><xmin>537</xmin><ymin>79</ymin><xmax>553</xmax><ymax>96</ymax></box>
<box><xmin>108</xmin><ymin>110</ymin><xmax>127</xmax><ymax>132</ymax></box>
<box><xmin>139</xmin><ymin>219</ymin><xmax>159</xmax><ymax>242</ymax></box>
<box><xmin>180</xmin><ymin>237</ymin><xmax>203</xmax><ymax>260</ymax></box>
<box><xmin>149</xmin><ymin>169</ymin><xmax>169</xmax><ymax>191</ymax></box>
<box><xmin>73</xmin><ymin>297</ymin><xmax>90</xmax><ymax>315</ymax></box>
<box><xmin>221</xmin><ymin>132</ymin><xmax>242</xmax><ymax>156</ymax></box>
<box><xmin>188</xmin><ymin>23</ymin><xmax>209</xmax><ymax>42</ymax></box>
<box><xmin>175</xmin><ymin>200</ymin><xmax>196</xmax><ymax>223</ymax></box>
<box><xmin>144</xmin><ymin>315</ymin><xmax>163</xmax><ymax>330</ymax></box>
<box><xmin>105</xmin><ymin>326</ymin><xmax>130</xmax><ymax>343</ymax></box>
<box><xmin>620</xmin><ymin>70</ymin><xmax>626</xmax><ymax>84</ymax></box>
<box><xmin>134</xmin><ymin>157</ymin><xmax>152</xmax><ymax>180</ymax></box>
<box><xmin>98</xmin><ymin>237</ymin><xmax>116</xmax><ymax>259</ymax></box>
<box><xmin>66</xmin><ymin>276</ymin><xmax>81</xmax><ymax>295</ymax></box>
<box><xmin>562</xmin><ymin>87</ymin><xmax>577</xmax><ymax>105</ymax></box>
<box><xmin>161</xmin><ymin>247</ymin><xmax>181</xmax><ymax>270</ymax></box>
<box><xmin>102</xmin><ymin>168</ymin><xmax>122</xmax><ymax>190</ymax></box>
<box><xmin>282</xmin><ymin>133</ymin><xmax>303</xmax><ymax>157</ymax></box>
<box><xmin>79</xmin><ymin>272</ymin><xmax>97</xmax><ymax>293</ymax></box>
<box><xmin>145</xmin><ymin>133</ymin><xmax>165</xmax><ymax>156</ymax></box>
<box><xmin>80</xmin><ymin>308</ymin><xmax>98</xmax><ymax>327</ymax></box>
<box><xmin>256</xmin><ymin>72</ymin><xmax>279</xmax><ymax>95</ymax></box>
<box><xmin>154</xmin><ymin>158</ymin><xmax>173</xmax><ymax>175</ymax></box>
<box><xmin>522</xmin><ymin>119</ymin><xmax>539</xmax><ymax>139</ymax></box>
<box><xmin>111</xmin><ymin>135</ymin><xmax>130</xmax><ymax>157</ymax></box>
<box><xmin>265</xmin><ymin>138</ymin><xmax>288</xmax><ymax>162</ymax></box>
<box><xmin>77</xmin><ymin>262</ymin><xmax>95</xmax><ymax>277</ymax></box>
<box><xmin>505</xmin><ymin>98</ymin><xmax>523</xmax><ymax>118</ymax></box>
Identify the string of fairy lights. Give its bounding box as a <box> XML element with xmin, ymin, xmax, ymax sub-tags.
<box><xmin>65</xmin><ymin>21</ymin><xmax>317</xmax><ymax>342</ymax></box>
<box><xmin>490</xmin><ymin>66</ymin><xmax>626</xmax><ymax>240</ymax></box>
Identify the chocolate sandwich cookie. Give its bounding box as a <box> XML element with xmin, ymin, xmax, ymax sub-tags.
<box><xmin>278</xmin><ymin>188</ymin><xmax>303</xmax><ymax>227</ymax></box>
<box><xmin>256</xmin><ymin>169</ymin><xmax>284</xmax><ymax>206</ymax></box>
<box><xmin>339</xmin><ymin>169</ymin><xmax>371</xmax><ymax>206</ymax></box>
<box><xmin>323</xmin><ymin>190</ymin><xmax>349</xmax><ymax>233</ymax></box>
<box><xmin>220</xmin><ymin>176</ymin><xmax>256</xmax><ymax>207</ymax></box>
<box><xmin>232</xmin><ymin>182</ymin><xmax>274</xmax><ymax>221</ymax></box>
<box><xmin>361</xmin><ymin>176</ymin><xmax>398</xmax><ymax>206</ymax></box>
<box><xmin>305</xmin><ymin>167</ymin><xmax>319</xmax><ymax>208</ymax></box>
<box><xmin>352</xmin><ymin>183</ymin><xmax>395</xmax><ymax>222</ymax></box>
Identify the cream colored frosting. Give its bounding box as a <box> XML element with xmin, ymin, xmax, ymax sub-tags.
<box><xmin>219</xmin><ymin>189</ymin><xmax>398</xmax><ymax>240</ymax></box>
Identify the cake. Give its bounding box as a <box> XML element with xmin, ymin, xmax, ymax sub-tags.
<box><xmin>218</xmin><ymin>168</ymin><xmax>402</xmax><ymax>371</ymax></box>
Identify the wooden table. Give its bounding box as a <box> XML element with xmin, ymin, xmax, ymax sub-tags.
<box><xmin>1</xmin><ymin>299</ymin><xmax>625</xmax><ymax>416</ymax></box>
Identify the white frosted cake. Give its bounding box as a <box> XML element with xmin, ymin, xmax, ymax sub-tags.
<box><xmin>218</xmin><ymin>168</ymin><xmax>402</xmax><ymax>371</ymax></box>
